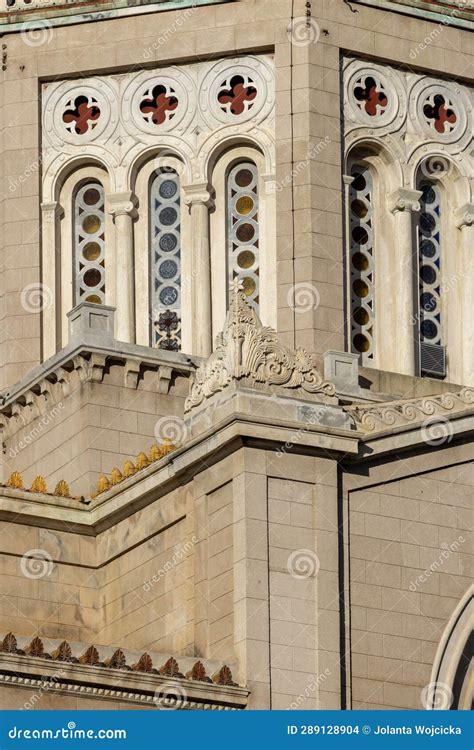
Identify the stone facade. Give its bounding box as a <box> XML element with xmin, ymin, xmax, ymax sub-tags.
<box><xmin>0</xmin><ymin>0</ymin><xmax>472</xmax><ymax>712</ymax></box>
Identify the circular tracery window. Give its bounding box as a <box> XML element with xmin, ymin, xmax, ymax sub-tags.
<box><xmin>422</xmin><ymin>92</ymin><xmax>457</xmax><ymax>135</ymax></box>
<box><xmin>217</xmin><ymin>74</ymin><xmax>257</xmax><ymax>116</ymax></box>
<box><xmin>62</xmin><ymin>94</ymin><xmax>101</xmax><ymax>136</ymax></box>
<box><xmin>139</xmin><ymin>84</ymin><xmax>179</xmax><ymax>126</ymax></box>
<box><xmin>353</xmin><ymin>74</ymin><xmax>389</xmax><ymax>118</ymax></box>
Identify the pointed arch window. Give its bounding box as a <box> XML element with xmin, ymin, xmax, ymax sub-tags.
<box><xmin>416</xmin><ymin>176</ymin><xmax>445</xmax><ymax>378</ymax></box>
<box><xmin>348</xmin><ymin>164</ymin><xmax>375</xmax><ymax>364</ymax></box>
<box><xmin>74</xmin><ymin>182</ymin><xmax>106</xmax><ymax>305</ymax></box>
<box><xmin>150</xmin><ymin>169</ymin><xmax>182</xmax><ymax>351</ymax></box>
<box><xmin>227</xmin><ymin>161</ymin><xmax>260</xmax><ymax>310</ymax></box>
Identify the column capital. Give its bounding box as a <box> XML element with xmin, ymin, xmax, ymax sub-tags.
<box><xmin>182</xmin><ymin>183</ymin><xmax>214</xmax><ymax>209</ymax></box>
<box><xmin>455</xmin><ymin>202</ymin><xmax>474</xmax><ymax>230</ymax></box>
<box><xmin>106</xmin><ymin>191</ymin><xmax>138</xmax><ymax>220</ymax></box>
<box><xmin>41</xmin><ymin>201</ymin><xmax>64</xmax><ymax>221</ymax></box>
<box><xmin>342</xmin><ymin>174</ymin><xmax>355</xmax><ymax>187</ymax></box>
<box><xmin>389</xmin><ymin>187</ymin><xmax>422</xmax><ymax>214</ymax></box>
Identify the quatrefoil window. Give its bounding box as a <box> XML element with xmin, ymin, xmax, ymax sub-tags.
<box><xmin>63</xmin><ymin>95</ymin><xmax>101</xmax><ymax>135</ymax></box>
<box><xmin>353</xmin><ymin>75</ymin><xmax>388</xmax><ymax>117</ymax></box>
<box><xmin>218</xmin><ymin>74</ymin><xmax>257</xmax><ymax>116</ymax></box>
<box><xmin>423</xmin><ymin>93</ymin><xmax>457</xmax><ymax>135</ymax></box>
<box><xmin>139</xmin><ymin>84</ymin><xmax>178</xmax><ymax>126</ymax></box>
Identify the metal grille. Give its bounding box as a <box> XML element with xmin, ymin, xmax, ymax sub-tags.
<box><xmin>349</xmin><ymin>165</ymin><xmax>375</xmax><ymax>364</ymax></box>
<box><xmin>150</xmin><ymin>170</ymin><xmax>181</xmax><ymax>351</ymax></box>
<box><xmin>74</xmin><ymin>182</ymin><xmax>105</xmax><ymax>305</ymax></box>
<box><xmin>420</xmin><ymin>342</ymin><xmax>446</xmax><ymax>379</ymax></box>
<box><xmin>227</xmin><ymin>162</ymin><xmax>259</xmax><ymax>311</ymax></box>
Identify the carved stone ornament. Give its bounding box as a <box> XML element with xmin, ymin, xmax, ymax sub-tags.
<box><xmin>185</xmin><ymin>285</ymin><xmax>335</xmax><ymax>413</ymax></box>
<box><xmin>347</xmin><ymin>387</ymin><xmax>474</xmax><ymax>433</ymax></box>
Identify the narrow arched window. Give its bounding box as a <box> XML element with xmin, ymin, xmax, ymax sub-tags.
<box><xmin>150</xmin><ymin>169</ymin><xmax>181</xmax><ymax>351</ymax></box>
<box><xmin>74</xmin><ymin>182</ymin><xmax>105</xmax><ymax>305</ymax></box>
<box><xmin>349</xmin><ymin>164</ymin><xmax>375</xmax><ymax>363</ymax></box>
<box><xmin>227</xmin><ymin>162</ymin><xmax>259</xmax><ymax>310</ymax></box>
<box><xmin>417</xmin><ymin>178</ymin><xmax>445</xmax><ymax>378</ymax></box>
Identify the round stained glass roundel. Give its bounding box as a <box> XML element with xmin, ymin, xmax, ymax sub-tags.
<box><xmin>82</xmin><ymin>214</ymin><xmax>101</xmax><ymax>234</ymax></box>
<box><xmin>75</xmin><ymin>181</ymin><xmax>105</xmax><ymax>305</ymax></box>
<box><xmin>159</xmin><ymin>207</ymin><xmax>178</xmax><ymax>226</ymax></box>
<box><xmin>159</xmin><ymin>180</ymin><xmax>178</xmax><ymax>200</ymax></box>
<box><xmin>159</xmin><ymin>233</ymin><xmax>178</xmax><ymax>253</ymax></box>
<box><xmin>159</xmin><ymin>260</ymin><xmax>178</xmax><ymax>279</ymax></box>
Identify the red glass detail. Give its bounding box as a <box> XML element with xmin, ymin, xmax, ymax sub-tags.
<box><xmin>218</xmin><ymin>75</ymin><xmax>257</xmax><ymax>115</ymax></box>
<box><xmin>63</xmin><ymin>96</ymin><xmax>101</xmax><ymax>135</ymax></box>
<box><xmin>423</xmin><ymin>95</ymin><xmax>457</xmax><ymax>134</ymax></box>
<box><xmin>354</xmin><ymin>77</ymin><xmax>388</xmax><ymax>117</ymax></box>
<box><xmin>140</xmin><ymin>85</ymin><xmax>178</xmax><ymax>125</ymax></box>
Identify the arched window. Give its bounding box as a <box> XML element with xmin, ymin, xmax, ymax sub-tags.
<box><xmin>348</xmin><ymin>164</ymin><xmax>375</xmax><ymax>364</ymax></box>
<box><xmin>150</xmin><ymin>169</ymin><xmax>181</xmax><ymax>351</ymax></box>
<box><xmin>227</xmin><ymin>161</ymin><xmax>259</xmax><ymax>311</ymax></box>
<box><xmin>416</xmin><ymin>176</ymin><xmax>445</xmax><ymax>378</ymax></box>
<box><xmin>74</xmin><ymin>182</ymin><xmax>106</xmax><ymax>305</ymax></box>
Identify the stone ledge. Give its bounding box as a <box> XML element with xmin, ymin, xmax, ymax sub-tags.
<box><xmin>0</xmin><ymin>634</ymin><xmax>248</xmax><ymax>710</ymax></box>
<box><xmin>350</xmin><ymin>0</ymin><xmax>474</xmax><ymax>28</ymax></box>
<box><xmin>0</xmin><ymin>0</ymin><xmax>231</xmax><ymax>32</ymax></box>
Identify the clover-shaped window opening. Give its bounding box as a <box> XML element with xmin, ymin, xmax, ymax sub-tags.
<box><xmin>63</xmin><ymin>95</ymin><xmax>101</xmax><ymax>135</ymax></box>
<box><xmin>218</xmin><ymin>75</ymin><xmax>257</xmax><ymax>116</ymax></box>
<box><xmin>353</xmin><ymin>76</ymin><xmax>388</xmax><ymax>117</ymax></box>
<box><xmin>140</xmin><ymin>85</ymin><xmax>179</xmax><ymax>126</ymax></box>
<box><xmin>423</xmin><ymin>94</ymin><xmax>457</xmax><ymax>135</ymax></box>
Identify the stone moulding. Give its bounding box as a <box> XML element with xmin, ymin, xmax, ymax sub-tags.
<box><xmin>0</xmin><ymin>633</ymin><xmax>248</xmax><ymax>710</ymax></box>
<box><xmin>0</xmin><ymin>345</ymin><xmax>195</xmax><ymax>442</ymax></box>
<box><xmin>347</xmin><ymin>387</ymin><xmax>474</xmax><ymax>433</ymax></box>
<box><xmin>185</xmin><ymin>287</ymin><xmax>336</xmax><ymax>413</ymax></box>
<box><xmin>0</xmin><ymin>633</ymin><xmax>249</xmax><ymax>711</ymax></box>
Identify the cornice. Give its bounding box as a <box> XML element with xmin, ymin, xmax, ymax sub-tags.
<box><xmin>349</xmin><ymin>0</ymin><xmax>474</xmax><ymax>29</ymax></box>
<box><xmin>0</xmin><ymin>341</ymin><xmax>199</xmax><ymax>441</ymax></box>
<box><xmin>0</xmin><ymin>0</ymin><xmax>231</xmax><ymax>34</ymax></box>
<box><xmin>0</xmin><ymin>633</ymin><xmax>248</xmax><ymax>710</ymax></box>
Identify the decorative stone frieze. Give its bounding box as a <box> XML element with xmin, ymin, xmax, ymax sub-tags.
<box><xmin>347</xmin><ymin>387</ymin><xmax>474</xmax><ymax>432</ymax></box>
<box><xmin>0</xmin><ymin>633</ymin><xmax>247</xmax><ymax>710</ymax></box>
<box><xmin>185</xmin><ymin>286</ymin><xmax>336</xmax><ymax>413</ymax></box>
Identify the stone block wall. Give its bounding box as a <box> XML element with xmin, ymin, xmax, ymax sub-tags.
<box><xmin>348</xmin><ymin>444</ymin><xmax>473</xmax><ymax>709</ymax></box>
<box><xmin>1</xmin><ymin>362</ymin><xmax>190</xmax><ymax>496</ymax></box>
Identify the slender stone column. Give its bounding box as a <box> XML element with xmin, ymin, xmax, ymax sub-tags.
<box><xmin>107</xmin><ymin>192</ymin><xmax>137</xmax><ymax>344</ymax></box>
<box><xmin>183</xmin><ymin>184</ymin><xmax>214</xmax><ymax>358</ymax></box>
<box><xmin>342</xmin><ymin>174</ymin><xmax>354</xmax><ymax>354</ymax></box>
<box><xmin>41</xmin><ymin>201</ymin><xmax>64</xmax><ymax>358</ymax></box>
<box><xmin>455</xmin><ymin>203</ymin><xmax>474</xmax><ymax>386</ymax></box>
<box><xmin>388</xmin><ymin>187</ymin><xmax>422</xmax><ymax>376</ymax></box>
